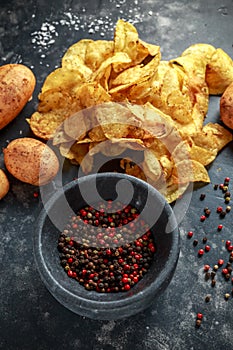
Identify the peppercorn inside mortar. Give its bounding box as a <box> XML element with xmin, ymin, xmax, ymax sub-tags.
<box><xmin>57</xmin><ymin>200</ymin><xmax>156</xmax><ymax>293</ymax></box>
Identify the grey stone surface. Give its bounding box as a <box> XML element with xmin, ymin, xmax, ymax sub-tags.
<box><xmin>0</xmin><ymin>0</ymin><xmax>233</xmax><ymax>349</ymax></box>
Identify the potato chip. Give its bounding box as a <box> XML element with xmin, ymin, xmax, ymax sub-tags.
<box><xmin>27</xmin><ymin>89</ymin><xmax>76</xmax><ymax>139</ymax></box>
<box><xmin>120</xmin><ymin>158</ymin><xmax>147</xmax><ymax>181</ymax></box>
<box><xmin>60</xmin><ymin>141</ymin><xmax>93</xmax><ymax>173</ymax></box>
<box><xmin>109</xmin><ymin>54</ymin><xmax>160</xmax><ymax>90</ymax></box>
<box><xmin>205</xmin><ymin>48</ymin><xmax>233</xmax><ymax>95</ymax></box>
<box><xmin>113</xmin><ymin>19</ymin><xmax>160</xmax><ymax>72</ymax></box>
<box><xmin>63</xmin><ymin>110</ymin><xmax>88</xmax><ymax>141</ymax></box>
<box><xmin>172</xmin><ymin>139</ymin><xmax>217</xmax><ymax>166</ymax></box>
<box><xmin>62</xmin><ymin>39</ymin><xmax>94</xmax><ymax>67</ymax></box>
<box><xmin>84</xmin><ymin>40</ymin><xmax>114</xmax><ymax>71</ymax></box>
<box><xmin>181</xmin><ymin>43</ymin><xmax>216</xmax><ymax>63</ymax></box>
<box><xmin>142</xmin><ymin>149</ymin><xmax>162</xmax><ymax>182</ymax></box>
<box><xmin>94</xmin><ymin>101</ymin><xmax>136</xmax><ymax>139</ymax></box>
<box><xmin>37</xmin><ymin>88</ymin><xmax>73</xmax><ymax>113</ymax></box>
<box><xmin>27</xmin><ymin>111</ymin><xmax>67</xmax><ymax>140</ymax></box>
<box><xmin>159</xmin><ymin>155</ymin><xmax>174</xmax><ymax>180</ymax></box>
<box><xmin>159</xmin><ymin>176</ymin><xmax>190</xmax><ymax>203</ymax></box>
<box><xmin>41</xmin><ymin>67</ymin><xmax>90</xmax><ymax>94</ymax></box>
<box><xmin>74</xmin><ymin>82</ymin><xmax>111</xmax><ymax>109</ymax></box>
<box><xmin>91</xmin><ymin>52</ymin><xmax>131</xmax><ymax>90</ymax></box>
<box><xmin>171</xmin><ymin>54</ymin><xmax>207</xmax><ymax>81</ymax></box>
<box><xmin>192</xmin><ymin>122</ymin><xmax>233</xmax><ymax>153</ymax></box>
<box><xmin>88</xmin><ymin>140</ymin><xmax>126</xmax><ymax>157</ymax></box>
<box><xmin>63</xmin><ymin>38</ymin><xmax>114</xmax><ymax>72</ymax></box>
<box><xmin>172</xmin><ymin>159</ymin><xmax>210</xmax><ymax>184</ymax></box>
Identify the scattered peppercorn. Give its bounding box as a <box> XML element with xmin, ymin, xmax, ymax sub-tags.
<box><xmin>204</xmin><ymin>264</ymin><xmax>210</xmax><ymax>272</ymax></box>
<box><xmin>205</xmin><ymin>295</ymin><xmax>211</xmax><ymax>303</ymax></box>
<box><xmin>204</xmin><ymin>208</ymin><xmax>211</xmax><ymax>216</ymax></box>
<box><xmin>222</xmin><ymin>185</ymin><xmax>228</xmax><ymax>193</ymax></box>
<box><xmin>217</xmin><ymin>206</ymin><xmax>223</xmax><ymax>213</ymax></box>
<box><xmin>211</xmin><ymin>279</ymin><xmax>216</xmax><ymax>287</ymax></box>
<box><xmin>217</xmin><ymin>224</ymin><xmax>223</xmax><ymax>231</ymax></box>
<box><xmin>202</xmin><ymin>237</ymin><xmax>208</xmax><ymax>244</ymax></box>
<box><xmin>220</xmin><ymin>210</ymin><xmax>226</xmax><ymax>218</ymax></box>
<box><xmin>200</xmin><ymin>193</ymin><xmax>206</xmax><ymax>200</ymax></box>
<box><xmin>222</xmin><ymin>268</ymin><xmax>228</xmax><ymax>275</ymax></box>
<box><xmin>197</xmin><ymin>312</ymin><xmax>203</xmax><ymax>320</ymax></box>
<box><xmin>205</xmin><ymin>245</ymin><xmax>211</xmax><ymax>252</ymax></box>
<box><xmin>198</xmin><ymin>249</ymin><xmax>204</xmax><ymax>256</ymax></box>
<box><xmin>226</xmin><ymin>205</ymin><xmax>231</xmax><ymax>213</ymax></box>
<box><xmin>196</xmin><ymin>319</ymin><xmax>202</xmax><ymax>327</ymax></box>
<box><xmin>200</xmin><ymin>215</ymin><xmax>206</xmax><ymax>222</ymax></box>
<box><xmin>211</xmin><ymin>271</ymin><xmax>216</xmax><ymax>279</ymax></box>
<box><xmin>193</xmin><ymin>239</ymin><xmax>198</xmax><ymax>246</ymax></box>
<box><xmin>218</xmin><ymin>259</ymin><xmax>224</xmax><ymax>266</ymax></box>
<box><xmin>187</xmin><ymin>231</ymin><xmax>194</xmax><ymax>238</ymax></box>
<box><xmin>225</xmin><ymin>293</ymin><xmax>231</xmax><ymax>300</ymax></box>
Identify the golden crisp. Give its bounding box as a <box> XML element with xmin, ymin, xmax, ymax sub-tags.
<box><xmin>27</xmin><ymin>19</ymin><xmax>233</xmax><ymax>203</ymax></box>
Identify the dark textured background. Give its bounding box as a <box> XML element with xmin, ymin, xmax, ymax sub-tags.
<box><xmin>0</xmin><ymin>0</ymin><xmax>233</xmax><ymax>349</ymax></box>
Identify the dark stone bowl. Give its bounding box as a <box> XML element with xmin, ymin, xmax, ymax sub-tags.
<box><xmin>33</xmin><ymin>172</ymin><xmax>180</xmax><ymax>320</ymax></box>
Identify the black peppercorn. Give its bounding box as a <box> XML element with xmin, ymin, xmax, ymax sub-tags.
<box><xmin>220</xmin><ymin>211</ymin><xmax>226</xmax><ymax>218</ymax></box>
<box><xmin>211</xmin><ymin>279</ymin><xmax>216</xmax><ymax>287</ymax></box>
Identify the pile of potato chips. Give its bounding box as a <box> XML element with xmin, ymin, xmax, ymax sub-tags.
<box><xmin>27</xmin><ymin>19</ymin><xmax>233</xmax><ymax>202</ymax></box>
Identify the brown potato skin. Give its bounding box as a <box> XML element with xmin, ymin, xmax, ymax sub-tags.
<box><xmin>0</xmin><ymin>64</ymin><xmax>36</xmax><ymax>130</ymax></box>
<box><xmin>0</xmin><ymin>169</ymin><xmax>10</xmax><ymax>199</ymax></box>
<box><xmin>3</xmin><ymin>138</ymin><xmax>59</xmax><ymax>186</ymax></box>
<box><xmin>220</xmin><ymin>82</ymin><xmax>233</xmax><ymax>130</ymax></box>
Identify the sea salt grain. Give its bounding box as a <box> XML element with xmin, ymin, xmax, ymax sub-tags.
<box><xmin>30</xmin><ymin>3</ymin><xmax>145</xmax><ymax>51</ymax></box>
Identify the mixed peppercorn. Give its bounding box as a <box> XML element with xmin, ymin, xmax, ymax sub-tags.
<box><xmin>187</xmin><ymin>177</ymin><xmax>232</xmax><ymax>328</ymax></box>
<box><xmin>57</xmin><ymin>201</ymin><xmax>156</xmax><ymax>293</ymax></box>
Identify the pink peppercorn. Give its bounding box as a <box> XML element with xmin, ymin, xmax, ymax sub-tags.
<box><xmin>187</xmin><ymin>231</ymin><xmax>193</xmax><ymax>238</ymax></box>
<box><xmin>218</xmin><ymin>259</ymin><xmax>224</xmax><ymax>266</ymax></box>
<box><xmin>198</xmin><ymin>249</ymin><xmax>204</xmax><ymax>256</ymax></box>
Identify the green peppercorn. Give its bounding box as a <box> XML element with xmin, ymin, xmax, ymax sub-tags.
<box><xmin>223</xmin><ymin>185</ymin><xmax>228</xmax><ymax>192</ymax></box>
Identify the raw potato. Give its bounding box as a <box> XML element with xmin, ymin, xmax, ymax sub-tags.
<box><xmin>0</xmin><ymin>64</ymin><xmax>36</xmax><ymax>130</ymax></box>
<box><xmin>220</xmin><ymin>82</ymin><xmax>233</xmax><ymax>129</ymax></box>
<box><xmin>4</xmin><ymin>138</ymin><xmax>59</xmax><ymax>186</ymax></box>
<box><xmin>0</xmin><ymin>169</ymin><xmax>10</xmax><ymax>199</ymax></box>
